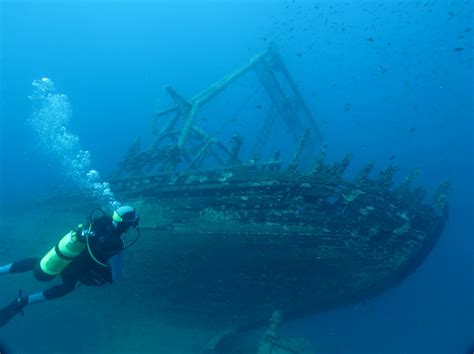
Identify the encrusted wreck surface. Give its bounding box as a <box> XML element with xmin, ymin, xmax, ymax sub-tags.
<box><xmin>105</xmin><ymin>157</ymin><xmax>448</xmax><ymax>329</ymax></box>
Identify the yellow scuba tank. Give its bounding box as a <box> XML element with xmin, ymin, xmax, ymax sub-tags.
<box><xmin>39</xmin><ymin>225</ymin><xmax>86</xmax><ymax>276</ymax></box>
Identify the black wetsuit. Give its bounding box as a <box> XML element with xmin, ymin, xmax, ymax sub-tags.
<box><xmin>9</xmin><ymin>216</ymin><xmax>124</xmax><ymax>300</ymax></box>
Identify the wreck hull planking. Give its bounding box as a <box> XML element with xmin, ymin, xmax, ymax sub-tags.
<box><xmin>103</xmin><ymin>165</ymin><xmax>447</xmax><ymax>329</ymax></box>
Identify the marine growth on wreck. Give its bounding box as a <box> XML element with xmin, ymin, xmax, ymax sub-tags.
<box><xmin>96</xmin><ymin>45</ymin><xmax>449</xmax><ymax>329</ymax></box>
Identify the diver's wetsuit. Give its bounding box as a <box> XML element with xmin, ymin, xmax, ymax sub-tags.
<box><xmin>8</xmin><ymin>216</ymin><xmax>124</xmax><ymax>300</ymax></box>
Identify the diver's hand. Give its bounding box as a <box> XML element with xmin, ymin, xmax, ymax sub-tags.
<box><xmin>81</xmin><ymin>228</ymin><xmax>95</xmax><ymax>239</ymax></box>
<box><xmin>73</xmin><ymin>224</ymin><xmax>95</xmax><ymax>242</ymax></box>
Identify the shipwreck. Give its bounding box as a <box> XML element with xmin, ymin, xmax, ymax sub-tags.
<box><xmin>1</xmin><ymin>45</ymin><xmax>449</xmax><ymax>353</ymax></box>
<box><xmin>107</xmin><ymin>45</ymin><xmax>449</xmax><ymax>329</ymax></box>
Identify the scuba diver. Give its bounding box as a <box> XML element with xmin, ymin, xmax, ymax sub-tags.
<box><xmin>0</xmin><ymin>205</ymin><xmax>140</xmax><ymax>327</ymax></box>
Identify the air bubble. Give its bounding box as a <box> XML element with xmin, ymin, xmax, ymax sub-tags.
<box><xmin>28</xmin><ymin>78</ymin><xmax>120</xmax><ymax>210</ymax></box>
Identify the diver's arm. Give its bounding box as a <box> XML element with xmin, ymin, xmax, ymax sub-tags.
<box><xmin>109</xmin><ymin>252</ymin><xmax>124</xmax><ymax>281</ymax></box>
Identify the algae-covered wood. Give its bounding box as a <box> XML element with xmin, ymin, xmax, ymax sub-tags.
<box><xmin>102</xmin><ymin>162</ymin><xmax>448</xmax><ymax>329</ymax></box>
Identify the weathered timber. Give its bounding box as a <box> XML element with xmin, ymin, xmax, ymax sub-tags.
<box><xmin>310</xmin><ymin>144</ymin><xmax>328</xmax><ymax>174</ymax></box>
<box><xmin>226</xmin><ymin>135</ymin><xmax>243</xmax><ymax>166</ymax></box>
<box><xmin>97</xmin><ymin>156</ymin><xmax>450</xmax><ymax>329</ymax></box>
<box><xmin>354</xmin><ymin>162</ymin><xmax>374</xmax><ymax>186</ymax></box>
<box><xmin>117</xmin><ymin>45</ymin><xmax>322</xmax><ymax>177</ymax></box>
<box><xmin>288</xmin><ymin>129</ymin><xmax>310</xmax><ymax>173</ymax></box>
<box><xmin>377</xmin><ymin>164</ymin><xmax>400</xmax><ymax>189</ymax></box>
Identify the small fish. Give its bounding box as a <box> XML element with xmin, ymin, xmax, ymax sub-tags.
<box><xmin>344</xmin><ymin>103</ymin><xmax>352</xmax><ymax>111</ymax></box>
<box><xmin>231</xmin><ymin>118</ymin><xmax>237</xmax><ymax>123</ymax></box>
<box><xmin>201</xmin><ymin>117</ymin><xmax>208</xmax><ymax>122</ymax></box>
<box><xmin>263</xmin><ymin>37</ymin><xmax>268</xmax><ymax>41</ymax></box>
<box><xmin>454</xmin><ymin>47</ymin><xmax>464</xmax><ymax>52</ymax></box>
<box><xmin>465</xmin><ymin>28</ymin><xmax>471</xmax><ymax>32</ymax></box>
<box><xmin>296</xmin><ymin>52</ymin><xmax>303</xmax><ymax>57</ymax></box>
<box><xmin>409</xmin><ymin>127</ymin><xmax>415</xmax><ymax>133</ymax></box>
<box><xmin>368</xmin><ymin>37</ymin><xmax>374</xmax><ymax>42</ymax></box>
<box><xmin>289</xmin><ymin>26</ymin><xmax>294</xmax><ymax>32</ymax></box>
<box><xmin>378</xmin><ymin>65</ymin><xmax>388</xmax><ymax>74</ymax></box>
<box><xmin>255</xmin><ymin>105</ymin><xmax>263</xmax><ymax>109</ymax></box>
<box><xmin>389</xmin><ymin>155</ymin><xmax>396</xmax><ymax>161</ymax></box>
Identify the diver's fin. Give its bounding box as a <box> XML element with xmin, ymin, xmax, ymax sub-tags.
<box><xmin>0</xmin><ymin>291</ymin><xmax>28</xmax><ymax>327</ymax></box>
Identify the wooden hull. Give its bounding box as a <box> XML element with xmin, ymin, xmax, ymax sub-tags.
<box><xmin>109</xmin><ymin>166</ymin><xmax>447</xmax><ymax>329</ymax></box>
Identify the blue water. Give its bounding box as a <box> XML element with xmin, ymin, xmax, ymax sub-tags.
<box><xmin>1</xmin><ymin>1</ymin><xmax>473</xmax><ymax>353</ymax></box>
